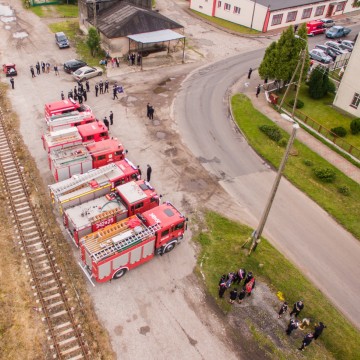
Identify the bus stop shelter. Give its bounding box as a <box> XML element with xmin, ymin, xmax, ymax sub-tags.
<box><xmin>127</xmin><ymin>29</ymin><xmax>186</xmax><ymax>70</ymax></box>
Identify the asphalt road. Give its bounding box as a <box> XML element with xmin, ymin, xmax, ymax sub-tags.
<box><xmin>175</xmin><ymin>48</ymin><xmax>360</xmax><ymax>328</ymax></box>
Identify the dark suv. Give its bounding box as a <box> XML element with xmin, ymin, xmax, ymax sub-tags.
<box><xmin>63</xmin><ymin>59</ymin><xmax>88</xmax><ymax>73</ymax></box>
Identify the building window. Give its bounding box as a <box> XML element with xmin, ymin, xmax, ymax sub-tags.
<box><xmin>336</xmin><ymin>2</ymin><xmax>346</xmax><ymax>11</ymax></box>
<box><xmin>218</xmin><ymin>1</ymin><xmax>221</xmax><ymax>8</ymax></box>
<box><xmin>315</xmin><ymin>5</ymin><xmax>325</xmax><ymax>16</ymax></box>
<box><xmin>301</xmin><ymin>8</ymin><xmax>312</xmax><ymax>19</ymax></box>
<box><xmin>224</xmin><ymin>3</ymin><xmax>231</xmax><ymax>11</ymax></box>
<box><xmin>350</xmin><ymin>93</ymin><xmax>360</xmax><ymax>109</ymax></box>
<box><xmin>271</xmin><ymin>14</ymin><xmax>283</xmax><ymax>26</ymax></box>
<box><xmin>286</xmin><ymin>11</ymin><xmax>297</xmax><ymax>22</ymax></box>
<box><xmin>234</xmin><ymin>6</ymin><xmax>241</xmax><ymax>14</ymax></box>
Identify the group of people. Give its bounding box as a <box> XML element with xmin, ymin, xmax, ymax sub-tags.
<box><xmin>102</xmin><ymin>111</ymin><xmax>114</xmax><ymax>130</ymax></box>
<box><xmin>128</xmin><ymin>53</ymin><xmax>142</xmax><ymax>66</ymax></box>
<box><xmin>218</xmin><ymin>269</ymin><xmax>256</xmax><ymax>303</ymax></box>
<box><xmin>62</xmin><ymin>80</ymin><xmax>89</xmax><ymax>104</ymax></box>
<box><xmin>279</xmin><ymin>299</ymin><xmax>326</xmax><ymax>351</ymax></box>
<box><xmin>93</xmin><ymin>80</ymin><xmax>124</xmax><ymax>100</ymax></box>
<box><xmin>30</xmin><ymin>61</ymin><xmax>57</xmax><ymax>78</ymax></box>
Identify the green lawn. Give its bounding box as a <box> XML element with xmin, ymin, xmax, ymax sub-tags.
<box><xmin>196</xmin><ymin>211</ymin><xmax>360</xmax><ymax>360</ymax></box>
<box><xmin>231</xmin><ymin>94</ymin><xmax>360</xmax><ymax>240</ymax></box>
<box><xmin>30</xmin><ymin>4</ymin><xmax>78</xmax><ymax>18</ymax></box>
<box><xmin>53</xmin><ymin>4</ymin><xmax>78</xmax><ymax>18</ymax></box>
<box><xmin>48</xmin><ymin>21</ymin><xmax>104</xmax><ymax>67</ymax></box>
<box><xmin>283</xmin><ymin>85</ymin><xmax>360</xmax><ymax>149</ymax></box>
<box><xmin>190</xmin><ymin>10</ymin><xmax>259</xmax><ymax>34</ymax></box>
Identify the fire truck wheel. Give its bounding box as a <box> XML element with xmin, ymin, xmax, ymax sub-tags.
<box><xmin>113</xmin><ymin>268</ymin><xmax>127</xmax><ymax>279</ymax></box>
<box><xmin>164</xmin><ymin>242</ymin><xmax>176</xmax><ymax>253</ymax></box>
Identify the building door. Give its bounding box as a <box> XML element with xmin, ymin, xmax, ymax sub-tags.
<box><xmin>326</xmin><ymin>4</ymin><xmax>334</xmax><ymax>17</ymax></box>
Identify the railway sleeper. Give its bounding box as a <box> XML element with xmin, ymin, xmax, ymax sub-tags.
<box><xmin>58</xmin><ymin>344</ymin><xmax>82</xmax><ymax>357</ymax></box>
<box><xmin>45</xmin><ymin>300</ymin><xmax>64</xmax><ymax>309</ymax></box>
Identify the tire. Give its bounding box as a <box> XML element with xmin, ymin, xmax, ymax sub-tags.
<box><xmin>164</xmin><ymin>242</ymin><xmax>176</xmax><ymax>253</ymax></box>
<box><xmin>98</xmin><ymin>72</ymin><xmax>102</xmax><ymax>76</ymax></box>
<box><xmin>113</xmin><ymin>268</ymin><xmax>127</xmax><ymax>279</ymax></box>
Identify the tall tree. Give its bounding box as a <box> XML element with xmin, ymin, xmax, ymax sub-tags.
<box><xmin>308</xmin><ymin>67</ymin><xmax>324</xmax><ymax>99</ymax></box>
<box><xmin>258</xmin><ymin>41</ymin><xmax>277</xmax><ymax>80</ymax></box>
<box><xmin>86</xmin><ymin>27</ymin><xmax>101</xmax><ymax>57</ymax></box>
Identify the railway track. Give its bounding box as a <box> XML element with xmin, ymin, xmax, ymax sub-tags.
<box><xmin>0</xmin><ymin>115</ymin><xmax>90</xmax><ymax>359</ymax></box>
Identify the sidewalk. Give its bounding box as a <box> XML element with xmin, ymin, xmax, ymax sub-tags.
<box><xmin>239</xmin><ymin>72</ymin><xmax>360</xmax><ymax>184</ymax></box>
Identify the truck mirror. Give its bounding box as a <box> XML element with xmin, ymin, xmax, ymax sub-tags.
<box><xmin>125</xmin><ymin>149</ymin><xmax>128</xmax><ymax>154</ymax></box>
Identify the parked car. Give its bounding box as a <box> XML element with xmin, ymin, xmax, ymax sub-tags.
<box><xmin>315</xmin><ymin>45</ymin><xmax>338</xmax><ymax>61</ymax></box>
<box><xmin>325</xmin><ymin>41</ymin><xmax>348</xmax><ymax>54</ymax></box>
<box><xmin>55</xmin><ymin>32</ymin><xmax>70</xmax><ymax>49</ymax></box>
<box><xmin>306</xmin><ymin>20</ymin><xmax>326</xmax><ymax>36</ymax></box>
<box><xmin>309</xmin><ymin>49</ymin><xmax>332</xmax><ymax>64</ymax></box>
<box><xmin>338</xmin><ymin>39</ymin><xmax>354</xmax><ymax>52</ymax></box>
<box><xmin>63</xmin><ymin>59</ymin><xmax>88</xmax><ymax>73</ymax></box>
<box><xmin>320</xmin><ymin>18</ymin><xmax>335</xmax><ymax>28</ymax></box>
<box><xmin>72</xmin><ymin>66</ymin><xmax>103</xmax><ymax>81</ymax></box>
<box><xmin>325</xmin><ymin>26</ymin><xmax>351</xmax><ymax>39</ymax></box>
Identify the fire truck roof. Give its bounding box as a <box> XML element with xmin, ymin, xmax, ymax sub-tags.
<box><xmin>50</xmin><ymin>144</ymin><xmax>92</xmax><ymax>167</ymax></box>
<box><xmin>77</xmin><ymin>121</ymin><xmax>108</xmax><ymax>137</ymax></box>
<box><xmin>86</xmin><ymin>138</ymin><xmax>124</xmax><ymax>156</ymax></box>
<box><xmin>143</xmin><ymin>203</ymin><xmax>185</xmax><ymax>229</ymax></box>
<box><xmin>65</xmin><ymin>195</ymin><xmax>127</xmax><ymax>230</ymax></box>
<box><xmin>116</xmin><ymin>180</ymin><xmax>156</xmax><ymax>204</ymax></box>
<box><xmin>45</xmin><ymin>99</ymin><xmax>80</xmax><ymax>112</ymax></box>
<box><xmin>44</xmin><ymin>127</ymin><xmax>82</xmax><ymax>147</ymax></box>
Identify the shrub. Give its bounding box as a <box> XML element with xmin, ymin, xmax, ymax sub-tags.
<box><xmin>327</xmin><ymin>79</ymin><xmax>336</xmax><ymax>94</ymax></box>
<box><xmin>289</xmin><ymin>99</ymin><xmax>304</xmax><ymax>109</ymax></box>
<box><xmin>278</xmin><ymin>138</ymin><xmax>288</xmax><ymax>147</ymax></box>
<box><xmin>259</xmin><ymin>125</ymin><xmax>282</xmax><ymax>142</ymax></box>
<box><xmin>350</xmin><ymin>118</ymin><xmax>360</xmax><ymax>135</ymax></box>
<box><xmin>330</xmin><ymin>126</ymin><xmax>347</xmax><ymax>137</ymax></box>
<box><xmin>303</xmin><ymin>159</ymin><xmax>313</xmax><ymax>167</ymax></box>
<box><xmin>313</xmin><ymin>167</ymin><xmax>336</xmax><ymax>183</ymax></box>
<box><xmin>338</xmin><ymin>186</ymin><xmax>350</xmax><ymax>196</ymax></box>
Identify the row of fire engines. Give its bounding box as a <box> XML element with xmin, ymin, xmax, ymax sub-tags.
<box><xmin>45</xmin><ymin>99</ymin><xmax>187</xmax><ymax>284</ymax></box>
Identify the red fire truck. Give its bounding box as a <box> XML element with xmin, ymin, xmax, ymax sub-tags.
<box><xmin>47</xmin><ymin>111</ymin><xmax>96</xmax><ymax>132</ymax></box>
<box><xmin>44</xmin><ymin>98</ymin><xmax>92</xmax><ymax>121</ymax></box>
<box><xmin>49</xmin><ymin>138</ymin><xmax>124</xmax><ymax>181</ymax></box>
<box><xmin>79</xmin><ymin>203</ymin><xmax>187</xmax><ymax>283</ymax></box>
<box><xmin>64</xmin><ymin>180</ymin><xmax>160</xmax><ymax>245</ymax></box>
<box><xmin>49</xmin><ymin>159</ymin><xmax>140</xmax><ymax>213</ymax></box>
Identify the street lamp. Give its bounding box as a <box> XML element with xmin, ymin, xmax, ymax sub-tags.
<box><xmin>247</xmin><ymin>118</ymin><xmax>299</xmax><ymax>254</ymax></box>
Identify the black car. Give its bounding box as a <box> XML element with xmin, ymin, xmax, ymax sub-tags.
<box><xmin>315</xmin><ymin>45</ymin><xmax>338</xmax><ymax>61</ymax></box>
<box><xmin>63</xmin><ymin>59</ymin><xmax>88</xmax><ymax>74</ymax></box>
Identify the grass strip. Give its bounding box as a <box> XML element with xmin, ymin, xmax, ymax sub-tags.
<box><xmin>196</xmin><ymin>211</ymin><xmax>360</xmax><ymax>360</ymax></box>
<box><xmin>48</xmin><ymin>21</ymin><xmax>104</xmax><ymax>67</ymax></box>
<box><xmin>231</xmin><ymin>94</ymin><xmax>360</xmax><ymax>240</ymax></box>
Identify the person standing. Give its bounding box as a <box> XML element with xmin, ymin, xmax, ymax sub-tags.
<box><xmin>290</xmin><ymin>300</ymin><xmax>304</xmax><ymax>318</ymax></box>
<box><xmin>74</xmin><ymin>86</ymin><xmax>77</xmax><ymax>98</ymax></box>
<box><xmin>238</xmin><ymin>287</ymin><xmax>246</xmax><ymax>303</ymax></box>
<box><xmin>83</xmin><ymin>89</ymin><xmax>87</xmax><ymax>102</ymax></box>
<box><xmin>248</xmin><ymin>67</ymin><xmax>253</xmax><ymax>79</ymax></box>
<box><xmin>10</xmin><ymin>77</ymin><xmax>14</xmax><ymax>89</ymax></box>
<box><xmin>61</xmin><ymin>91</ymin><xmax>65</xmax><ymax>100</ymax></box>
<box><xmin>86</xmin><ymin>80</ymin><xmax>90</xmax><ymax>92</ymax></box>
<box><xmin>68</xmin><ymin>90</ymin><xmax>73</xmax><ymax>99</ymax></box>
<box><xmin>278</xmin><ymin>302</ymin><xmax>288</xmax><ymax>319</ymax></box>
<box><xmin>245</xmin><ymin>276</ymin><xmax>255</xmax><ymax>296</ymax></box>
<box><xmin>229</xmin><ymin>288</ymin><xmax>238</xmax><ymax>304</ymax></box>
<box><xmin>109</xmin><ymin>111</ymin><xmax>114</xmax><ymax>125</ymax></box>
<box><xmin>137</xmin><ymin>165</ymin><xmax>142</xmax><ymax>178</ymax></box>
<box><xmin>78</xmin><ymin>92</ymin><xmax>83</xmax><ymax>104</ymax></box>
<box><xmin>146</xmin><ymin>164</ymin><xmax>152</xmax><ymax>182</ymax></box>
<box><xmin>104</xmin><ymin>80</ymin><xmax>109</xmax><ymax>93</ymax></box>
<box><xmin>46</xmin><ymin>62</ymin><xmax>50</xmax><ymax>73</ymax></box>
<box><xmin>286</xmin><ymin>319</ymin><xmax>299</xmax><ymax>336</ymax></box>
<box><xmin>99</xmin><ymin>80</ymin><xmax>104</xmax><ymax>94</ymax></box>
<box><xmin>95</xmin><ymin>83</ymin><xmax>99</xmax><ymax>97</ymax></box>
<box><xmin>54</xmin><ymin>64</ymin><xmax>59</xmax><ymax>76</ymax></box>
<box><xmin>30</xmin><ymin>66</ymin><xmax>36</xmax><ymax>78</ymax></box>
<box><xmin>235</xmin><ymin>268</ymin><xmax>246</xmax><ymax>285</ymax></box>
<box><xmin>147</xmin><ymin>103</ymin><xmax>151</xmax><ymax>118</ymax></box>
<box><xmin>103</xmin><ymin>117</ymin><xmax>110</xmax><ymax>130</ymax></box>
<box><xmin>218</xmin><ymin>280</ymin><xmax>227</xmax><ymax>298</ymax></box>
<box><xmin>298</xmin><ymin>333</ymin><xmax>314</xmax><ymax>351</ymax></box>
<box><xmin>313</xmin><ymin>322</ymin><xmax>326</xmax><ymax>340</ymax></box>
<box><xmin>149</xmin><ymin>106</ymin><xmax>154</xmax><ymax>120</ymax></box>
<box><xmin>244</xmin><ymin>271</ymin><xmax>253</xmax><ymax>286</ymax></box>
<box><xmin>256</xmin><ymin>84</ymin><xmax>261</xmax><ymax>97</ymax></box>
<box><xmin>41</xmin><ymin>61</ymin><xmax>45</xmax><ymax>73</ymax></box>
<box><xmin>36</xmin><ymin>61</ymin><xmax>41</xmax><ymax>75</ymax></box>
<box><xmin>113</xmin><ymin>85</ymin><xmax>118</xmax><ymax>100</ymax></box>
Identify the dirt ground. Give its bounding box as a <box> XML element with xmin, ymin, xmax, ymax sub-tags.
<box><xmin>0</xmin><ymin>0</ymin><xmax>332</xmax><ymax>359</ymax></box>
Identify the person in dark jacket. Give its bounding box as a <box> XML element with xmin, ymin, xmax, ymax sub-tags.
<box><xmin>146</xmin><ymin>164</ymin><xmax>152</xmax><ymax>182</ymax></box>
<box><xmin>238</xmin><ymin>287</ymin><xmax>246</xmax><ymax>303</ymax></box>
<box><xmin>278</xmin><ymin>302</ymin><xmax>288</xmax><ymax>319</ymax></box>
<box><xmin>218</xmin><ymin>274</ymin><xmax>227</xmax><ymax>286</ymax></box>
<box><xmin>229</xmin><ymin>288</ymin><xmax>238</xmax><ymax>304</ymax></box>
<box><xmin>244</xmin><ymin>271</ymin><xmax>253</xmax><ymax>286</ymax></box>
<box><xmin>218</xmin><ymin>281</ymin><xmax>227</xmax><ymax>298</ymax></box>
<box><xmin>298</xmin><ymin>333</ymin><xmax>314</xmax><ymax>351</ymax></box>
<box><xmin>235</xmin><ymin>268</ymin><xmax>246</xmax><ymax>285</ymax></box>
<box><xmin>290</xmin><ymin>300</ymin><xmax>304</xmax><ymax>317</ymax></box>
<box><xmin>313</xmin><ymin>322</ymin><xmax>326</xmax><ymax>340</ymax></box>
<box><xmin>286</xmin><ymin>319</ymin><xmax>299</xmax><ymax>335</ymax></box>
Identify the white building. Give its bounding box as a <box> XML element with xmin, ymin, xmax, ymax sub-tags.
<box><xmin>189</xmin><ymin>0</ymin><xmax>357</xmax><ymax>32</ymax></box>
<box><xmin>333</xmin><ymin>36</ymin><xmax>360</xmax><ymax>117</ymax></box>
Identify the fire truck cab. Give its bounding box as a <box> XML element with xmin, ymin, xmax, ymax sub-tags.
<box><xmin>49</xmin><ymin>159</ymin><xmax>140</xmax><ymax>213</ymax></box>
<box><xmin>77</xmin><ymin>121</ymin><xmax>109</xmax><ymax>144</ymax></box>
<box><xmin>87</xmin><ymin>138</ymin><xmax>125</xmax><ymax>168</ymax></box>
<box><xmin>44</xmin><ymin>99</ymin><xmax>91</xmax><ymax>121</ymax></box>
<box><xmin>80</xmin><ymin>203</ymin><xmax>187</xmax><ymax>283</ymax></box>
<box><xmin>64</xmin><ymin>180</ymin><xmax>160</xmax><ymax>245</ymax></box>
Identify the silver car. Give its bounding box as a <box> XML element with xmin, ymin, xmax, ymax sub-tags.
<box><xmin>325</xmin><ymin>41</ymin><xmax>348</xmax><ymax>54</ymax></box>
<box><xmin>72</xmin><ymin>66</ymin><xmax>103</xmax><ymax>82</ymax></box>
<box><xmin>309</xmin><ymin>49</ymin><xmax>332</xmax><ymax>64</ymax></box>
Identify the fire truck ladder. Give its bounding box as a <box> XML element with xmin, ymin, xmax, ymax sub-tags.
<box><xmin>50</xmin><ymin>163</ymin><xmax>117</xmax><ymax>197</ymax></box>
<box><xmin>91</xmin><ymin>223</ymin><xmax>162</xmax><ymax>262</ymax></box>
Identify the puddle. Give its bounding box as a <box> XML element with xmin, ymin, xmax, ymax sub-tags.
<box><xmin>0</xmin><ymin>4</ymin><xmax>14</xmax><ymax>17</ymax></box>
<box><xmin>156</xmin><ymin>131</ymin><xmax>166</xmax><ymax>140</ymax></box>
<box><xmin>1</xmin><ymin>16</ymin><xmax>15</xmax><ymax>23</ymax></box>
<box><xmin>13</xmin><ymin>32</ymin><xmax>28</xmax><ymax>39</ymax></box>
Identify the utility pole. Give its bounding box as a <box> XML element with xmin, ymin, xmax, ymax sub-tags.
<box><xmin>250</xmin><ymin>0</ymin><xmax>257</xmax><ymax>30</ymax></box>
<box><xmin>93</xmin><ymin>0</ymin><xmax>97</xmax><ymax>28</ymax></box>
<box><xmin>291</xmin><ymin>49</ymin><xmax>307</xmax><ymax>118</ymax></box>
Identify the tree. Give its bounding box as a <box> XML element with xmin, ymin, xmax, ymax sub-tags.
<box><xmin>308</xmin><ymin>67</ymin><xmax>325</xmax><ymax>99</ymax></box>
<box><xmin>258</xmin><ymin>41</ymin><xmax>277</xmax><ymax>80</ymax></box>
<box><xmin>86</xmin><ymin>27</ymin><xmax>101</xmax><ymax>57</ymax></box>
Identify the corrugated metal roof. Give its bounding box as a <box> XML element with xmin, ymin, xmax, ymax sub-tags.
<box><xmin>127</xmin><ymin>29</ymin><xmax>184</xmax><ymax>44</ymax></box>
<box><xmin>255</xmin><ymin>0</ymin><xmax>327</xmax><ymax>11</ymax></box>
<box><xmin>92</xmin><ymin>3</ymin><xmax>183</xmax><ymax>39</ymax></box>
